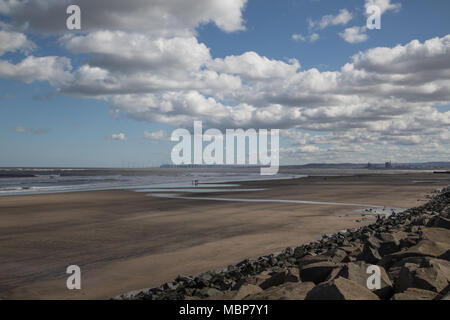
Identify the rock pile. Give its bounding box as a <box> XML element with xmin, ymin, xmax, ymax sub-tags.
<box><xmin>118</xmin><ymin>187</ymin><xmax>450</xmax><ymax>300</ymax></box>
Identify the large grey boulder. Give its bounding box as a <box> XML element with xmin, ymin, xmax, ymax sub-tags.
<box><xmin>376</xmin><ymin>231</ymin><xmax>409</xmax><ymax>255</ymax></box>
<box><xmin>366</xmin><ymin>236</ymin><xmax>382</xmax><ymax>249</ymax></box>
<box><xmin>324</xmin><ymin>248</ymin><xmax>349</xmax><ymax>263</ymax></box>
<box><xmin>414</xmin><ymin>267</ymin><xmax>448</xmax><ymax>293</ymax></box>
<box><xmin>244</xmin><ymin>282</ymin><xmax>315</xmax><ymax>300</ymax></box>
<box><xmin>386</xmin><ymin>239</ymin><xmax>450</xmax><ymax>262</ymax></box>
<box><xmin>421</xmin><ymin>228</ymin><xmax>450</xmax><ymax>260</ymax></box>
<box><xmin>421</xmin><ymin>227</ymin><xmax>450</xmax><ymax>242</ymax></box>
<box><xmin>300</xmin><ymin>261</ymin><xmax>342</xmax><ymax>284</ymax></box>
<box><xmin>232</xmin><ymin>272</ymin><xmax>270</xmax><ymax>290</ymax></box>
<box><xmin>392</xmin><ymin>288</ymin><xmax>438</xmax><ymax>300</ymax></box>
<box><xmin>297</xmin><ymin>249</ymin><xmax>347</xmax><ymax>268</ymax></box>
<box><xmin>380</xmin><ymin>234</ymin><xmax>450</xmax><ymax>271</ymax></box>
<box><xmin>198</xmin><ymin>287</ymin><xmax>222</xmax><ymax>298</ymax></box>
<box><xmin>395</xmin><ymin>263</ymin><xmax>421</xmax><ymax>292</ymax></box>
<box><xmin>427</xmin><ymin>216</ymin><xmax>450</xmax><ymax>229</ymax></box>
<box><xmin>305</xmin><ymin>277</ymin><xmax>380</xmax><ymax>300</ymax></box>
<box><xmin>339</xmin><ymin>245</ymin><xmax>363</xmax><ymax>262</ymax></box>
<box><xmin>425</xmin><ymin>257</ymin><xmax>450</xmax><ymax>277</ymax></box>
<box><xmin>441</xmin><ymin>291</ymin><xmax>450</xmax><ymax>300</ymax></box>
<box><xmin>409</xmin><ymin>240</ymin><xmax>450</xmax><ymax>259</ymax></box>
<box><xmin>297</xmin><ymin>255</ymin><xmax>331</xmax><ymax>268</ymax></box>
<box><xmin>387</xmin><ymin>257</ymin><xmax>426</xmax><ymax>283</ymax></box>
<box><xmin>233</xmin><ymin>284</ymin><xmax>263</xmax><ymax>300</ymax></box>
<box><xmin>395</xmin><ymin>258</ymin><xmax>450</xmax><ymax>293</ymax></box>
<box><xmin>335</xmin><ymin>262</ymin><xmax>393</xmax><ymax>299</ymax></box>
<box><xmin>357</xmin><ymin>244</ymin><xmax>382</xmax><ymax>264</ymax></box>
<box><xmin>259</xmin><ymin>268</ymin><xmax>299</xmax><ymax>290</ymax></box>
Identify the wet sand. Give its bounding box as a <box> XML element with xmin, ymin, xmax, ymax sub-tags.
<box><xmin>0</xmin><ymin>172</ymin><xmax>448</xmax><ymax>299</ymax></box>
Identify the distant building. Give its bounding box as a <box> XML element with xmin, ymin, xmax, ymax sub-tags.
<box><xmin>385</xmin><ymin>161</ymin><xmax>392</xmax><ymax>169</ymax></box>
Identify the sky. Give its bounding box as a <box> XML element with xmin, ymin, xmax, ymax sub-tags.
<box><xmin>0</xmin><ymin>0</ymin><xmax>449</xmax><ymax>167</ymax></box>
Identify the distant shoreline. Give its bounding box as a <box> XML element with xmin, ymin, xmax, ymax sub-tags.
<box><xmin>0</xmin><ymin>167</ymin><xmax>447</xmax><ymax>197</ymax></box>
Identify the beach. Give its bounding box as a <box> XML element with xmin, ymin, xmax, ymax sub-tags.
<box><xmin>0</xmin><ymin>172</ymin><xmax>448</xmax><ymax>299</ymax></box>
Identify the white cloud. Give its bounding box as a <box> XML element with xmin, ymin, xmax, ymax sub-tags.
<box><xmin>57</xmin><ymin>32</ymin><xmax>243</xmax><ymax>97</ymax></box>
<box><xmin>98</xmin><ymin>33</ymin><xmax>450</xmax><ymax>137</ymax></box>
<box><xmin>110</xmin><ymin>91</ymin><xmax>255</xmax><ymax>128</ymax></box>
<box><xmin>352</xmin><ymin>36</ymin><xmax>450</xmax><ymax>74</ymax></box>
<box><xmin>207</xmin><ymin>52</ymin><xmax>300</xmax><ymax>81</ymax></box>
<box><xmin>33</xmin><ymin>34</ymin><xmax>450</xmax><ymax>140</ymax></box>
<box><xmin>111</xmin><ymin>133</ymin><xmax>126</xmax><ymax>141</ymax></box>
<box><xmin>144</xmin><ymin>130</ymin><xmax>170</xmax><ymax>141</ymax></box>
<box><xmin>0</xmin><ymin>26</ymin><xmax>67</xmax><ymax>87</ymax></box>
<box><xmin>309</xmin><ymin>9</ymin><xmax>352</xmax><ymax>30</ymax></box>
<box><xmin>292</xmin><ymin>34</ymin><xmax>306</xmax><ymax>42</ymax></box>
<box><xmin>0</xmin><ymin>0</ymin><xmax>247</xmax><ymax>36</ymax></box>
<box><xmin>339</xmin><ymin>26</ymin><xmax>369</xmax><ymax>43</ymax></box>
<box><xmin>0</xmin><ymin>55</ymin><xmax>73</xmax><ymax>85</ymax></box>
<box><xmin>309</xmin><ymin>33</ymin><xmax>320</xmax><ymax>42</ymax></box>
<box><xmin>300</xmin><ymin>145</ymin><xmax>321</xmax><ymax>153</ymax></box>
<box><xmin>0</xmin><ymin>30</ymin><xmax>35</xmax><ymax>56</ymax></box>
<box><xmin>365</xmin><ymin>0</ymin><xmax>401</xmax><ymax>15</ymax></box>
<box><xmin>292</xmin><ymin>33</ymin><xmax>319</xmax><ymax>43</ymax></box>
<box><xmin>62</xmin><ymin>32</ymin><xmax>211</xmax><ymax>73</ymax></box>
<box><xmin>0</xmin><ymin>1</ymin><xmax>449</xmax><ymax>163</ymax></box>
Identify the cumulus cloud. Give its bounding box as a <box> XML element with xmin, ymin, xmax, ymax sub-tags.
<box><xmin>207</xmin><ymin>52</ymin><xmax>300</xmax><ymax>81</ymax></box>
<box><xmin>339</xmin><ymin>26</ymin><xmax>369</xmax><ymax>43</ymax></box>
<box><xmin>3</xmin><ymin>31</ymin><xmax>450</xmax><ymax>139</ymax></box>
<box><xmin>110</xmin><ymin>91</ymin><xmax>255</xmax><ymax>128</ymax></box>
<box><xmin>308</xmin><ymin>9</ymin><xmax>352</xmax><ymax>30</ymax></box>
<box><xmin>0</xmin><ymin>1</ymin><xmax>449</xmax><ymax>163</ymax></box>
<box><xmin>295</xmin><ymin>8</ymin><xmax>351</xmax><ymax>46</ymax></box>
<box><xmin>0</xmin><ymin>30</ymin><xmax>35</xmax><ymax>56</ymax></box>
<box><xmin>0</xmin><ymin>0</ymin><xmax>247</xmax><ymax>36</ymax></box>
<box><xmin>76</xmin><ymin>34</ymin><xmax>450</xmax><ymax>141</ymax></box>
<box><xmin>0</xmin><ymin>55</ymin><xmax>72</xmax><ymax>85</ymax></box>
<box><xmin>62</xmin><ymin>32</ymin><xmax>211</xmax><ymax>74</ymax></box>
<box><xmin>365</xmin><ymin>0</ymin><xmax>401</xmax><ymax>16</ymax></box>
<box><xmin>58</xmin><ymin>32</ymin><xmax>242</xmax><ymax>97</ymax></box>
<box><xmin>352</xmin><ymin>36</ymin><xmax>450</xmax><ymax>75</ymax></box>
<box><xmin>0</xmin><ymin>26</ymin><xmax>70</xmax><ymax>86</ymax></box>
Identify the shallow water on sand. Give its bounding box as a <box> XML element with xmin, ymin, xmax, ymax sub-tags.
<box><xmin>149</xmin><ymin>193</ymin><xmax>384</xmax><ymax>208</ymax></box>
<box><xmin>0</xmin><ymin>169</ymin><xmax>304</xmax><ymax>196</ymax></box>
<box><xmin>136</xmin><ymin>188</ymin><xmax>266</xmax><ymax>193</ymax></box>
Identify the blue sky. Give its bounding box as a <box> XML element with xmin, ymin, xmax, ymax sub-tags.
<box><xmin>0</xmin><ymin>0</ymin><xmax>449</xmax><ymax>167</ymax></box>
<box><xmin>199</xmin><ymin>0</ymin><xmax>450</xmax><ymax>67</ymax></box>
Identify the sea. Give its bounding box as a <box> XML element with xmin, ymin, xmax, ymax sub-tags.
<box><xmin>0</xmin><ymin>167</ymin><xmax>307</xmax><ymax>196</ymax></box>
<box><xmin>0</xmin><ymin>167</ymin><xmax>437</xmax><ymax>197</ymax></box>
